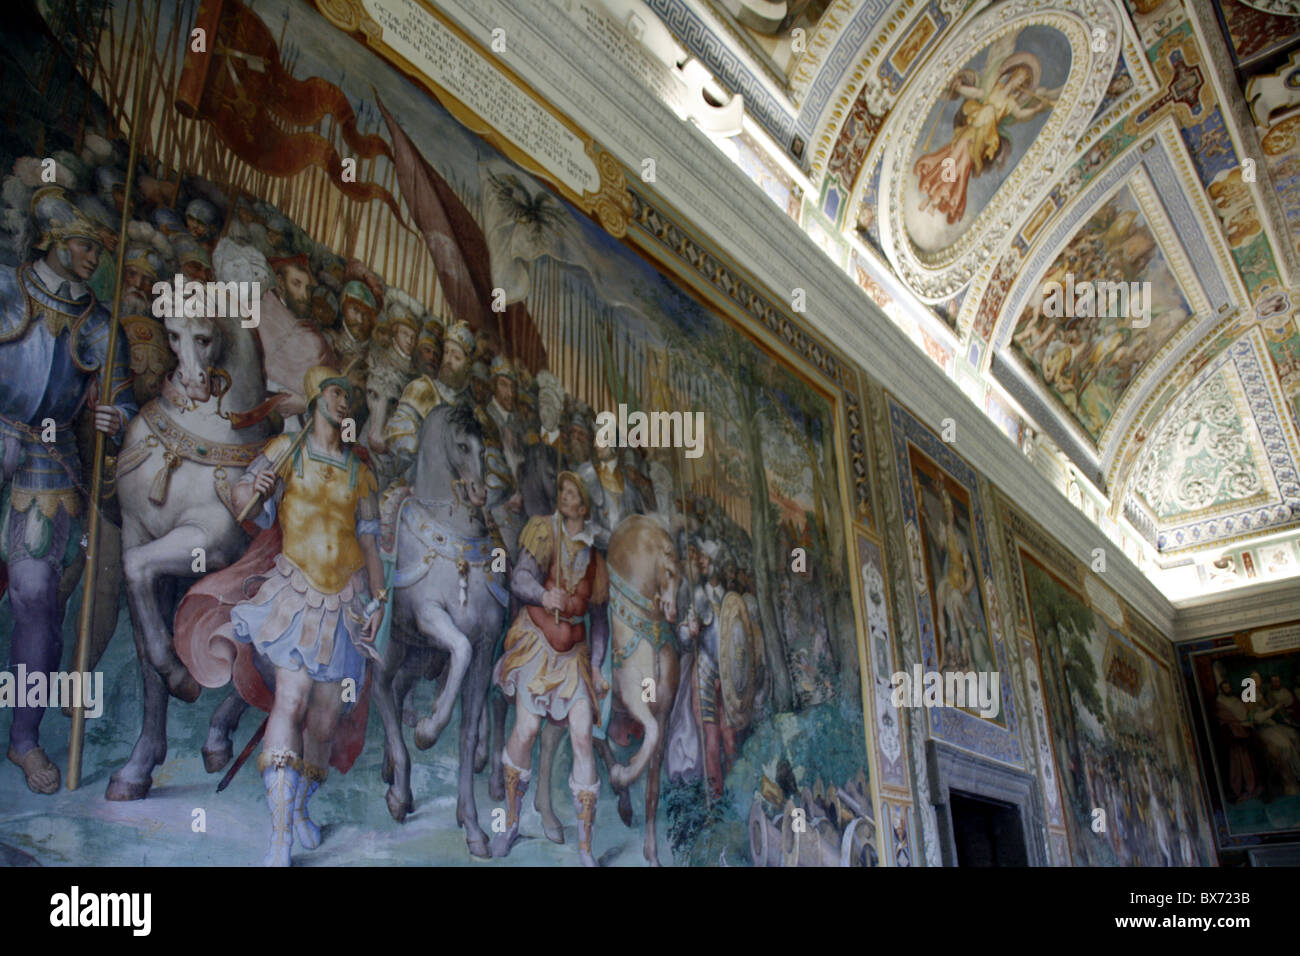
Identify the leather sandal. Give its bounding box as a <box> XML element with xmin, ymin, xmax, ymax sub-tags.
<box><xmin>8</xmin><ymin>746</ymin><xmax>60</xmax><ymax>795</ymax></box>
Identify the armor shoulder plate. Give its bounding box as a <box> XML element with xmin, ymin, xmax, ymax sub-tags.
<box><xmin>398</xmin><ymin>376</ymin><xmax>439</xmax><ymax>419</ymax></box>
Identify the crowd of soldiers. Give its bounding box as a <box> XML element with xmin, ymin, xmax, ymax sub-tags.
<box><xmin>0</xmin><ymin>135</ymin><xmax>783</xmax><ymax>864</ymax></box>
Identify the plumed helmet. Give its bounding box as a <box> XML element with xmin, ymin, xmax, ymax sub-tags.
<box><xmin>417</xmin><ymin>320</ymin><xmax>443</xmax><ymax>348</ymax></box>
<box><xmin>489</xmin><ymin>355</ymin><xmax>516</xmax><ymax>382</ymax></box>
<box><xmin>185</xmin><ymin>198</ymin><xmax>220</xmax><ymax>226</ymax></box>
<box><xmin>31</xmin><ymin>186</ymin><xmax>110</xmax><ymax>252</ymax></box>
<box><xmin>444</xmin><ymin>320</ymin><xmax>476</xmax><ymax>358</ymax></box>
<box><xmin>123</xmin><ymin>244</ymin><xmax>164</xmax><ymax>280</ymax></box>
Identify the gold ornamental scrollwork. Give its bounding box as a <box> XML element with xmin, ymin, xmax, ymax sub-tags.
<box><xmin>585</xmin><ymin>142</ymin><xmax>634</xmax><ymax>240</ymax></box>
<box><xmin>316</xmin><ymin>0</ymin><xmax>363</xmax><ymax>33</ymax></box>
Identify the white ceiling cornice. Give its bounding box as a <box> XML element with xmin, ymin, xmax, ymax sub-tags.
<box><xmin>431</xmin><ymin>0</ymin><xmax>1178</xmax><ymax>635</ymax></box>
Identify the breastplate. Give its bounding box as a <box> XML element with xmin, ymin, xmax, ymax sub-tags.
<box><xmin>280</xmin><ymin>449</ymin><xmax>365</xmax><ymax>593</ymax></box>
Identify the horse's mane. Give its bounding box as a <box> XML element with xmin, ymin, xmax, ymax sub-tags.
<box><xmin>441</xmin><ymin>400</ymin><xmax>483</xmax><ymax>443</ymax></box>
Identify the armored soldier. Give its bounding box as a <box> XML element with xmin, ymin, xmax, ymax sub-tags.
<box><xmin>383</xmin><ymin>320</ymin><xmax>475</xmax><ymax>478</ymax></box>
<box><xmin>492</xmin><ymin>472</ymin><xmax>609</xmax><ymax>865</ymax></box>
<box><xmin>678</xmin><ymin>539</ymin><xmax>736</xmax><ymax>799</ymax></box>
<box><xmin>229</xmin><ymin>366</ymin><xmax>385</xmax><ymax>866</ymax></box>
<box><xmin>0</xmin><ymin>187</ymin><xmax>137</xmax><ymax>793</ymax></box>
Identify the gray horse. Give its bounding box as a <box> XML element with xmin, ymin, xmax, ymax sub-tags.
<box><xmin>108</xmin><ymin>312</ymin><xmax>272</xmax><ymax>799</ymax></box>
<box><xmin>373</xmin><ymin>402</ymin><xmax>507</xmax><ymax>858</ymax></box>
<box><xmin>360</xmin><ymin>355</ymin><xmax>414</xmax><ymax>487</ymax></box>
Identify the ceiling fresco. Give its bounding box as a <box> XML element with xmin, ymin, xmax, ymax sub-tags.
<box><xmin>629</xmin><ymin>0</ymin><xmax>1300</xmax><ymax>586</ymax></box>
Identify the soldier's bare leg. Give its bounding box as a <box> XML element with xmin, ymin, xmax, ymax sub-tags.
<box><xmin>259</xmin><ymin>666</ymin><xmax>313</xmax><ymax>867</ymax></box>
<box><xmin>296</xmin><ymin>679</ymin><xmax>343</xmax><ymax>850</ymax></box>
<box><xmin>535</xmin><ymin>719</ymin><xmax>566</xmax><ymax>843</ymax></box>
<box><xmin>492</xmin><ymin>700</ymin><xmax>541</xmax><ymax>858</ymax></box>
<box><xmin>6</xmin><ymin>557</ymin><xmax>62</xmax><ymax>793</ymax></box>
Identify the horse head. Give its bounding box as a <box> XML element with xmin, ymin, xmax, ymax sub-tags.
<box><xmin>654</xmin><ymin>538</ymin><xmax>681</xmax><ymax>624</ymax></box>
<box><xmin>414</xmin><ymin>402</ymin><xmax>487</xmax><ymax>509</ymax></box>
<box><xmin>362</xmin><ymin>359</ymin><xmax>413</xmax><ymax>454</ymax></box>
<box><xmin>165</xmin><ymin>313</ymin><xmax>226</xmax><ymax>403</ymax></box>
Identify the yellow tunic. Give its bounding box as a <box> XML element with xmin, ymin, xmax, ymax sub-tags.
<box><xmin>261</xmin><ymin>433</ymin><xmax>377</xmax><ymax>594</ymax></box>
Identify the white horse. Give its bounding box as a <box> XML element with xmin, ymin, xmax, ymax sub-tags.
<box><xmin>107</xmin><ymin>312</ymin><xmax>274</xmax><ymax>800</ymax></box>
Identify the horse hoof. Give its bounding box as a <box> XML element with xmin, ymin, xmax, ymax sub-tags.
<box><xmin>542</xmin><ymin>819</ymin><xmax>565</xmax><ymax>845</ymax></box>
<box><xmin>381</xmin><ymin>753</ymin><xmax>394</xmax><ymax>784</ymax></box>
<box><xmin>617</xmin><ymin>789</ymin><xmax>634</xmax><ymax>828</ymax></box>
<box><xmin>105</xmin><ymin>775</ymin><xmax>151</xmax><ymax>802</ymax></box>
<box><xmin>386</xmin><ymin>787</ymin><xmax>411</xmax><ymax>823</ymax></box>
<box><xmin>414</xmin><ymin>718</ymin><xmax>439</xmax><ymax>751</ymax></box>
<box><xmin>166</xmin><ymin>669</ymin><xmax>202</xmax><ymax>703</ymax></box>
<box><xmin>202</xmin><ymin>745</ymin><xmax>232</xmax><ymax>774</ymax></box>
<box><xmin>467</xmin><ymin>836</ymin><xmax>490</xmax><ymax>859</ymax></box>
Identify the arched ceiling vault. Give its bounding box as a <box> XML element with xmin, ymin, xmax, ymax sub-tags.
<box><xmin>635</xmin><ymin>0</ymin><xmax>1300</xmax><ymax>594</ymax></box>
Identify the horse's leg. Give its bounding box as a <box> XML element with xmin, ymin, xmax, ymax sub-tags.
<box><xmin>489</xmin><ymin>690</ymin><xmax>507</xmax><ymax>801</ymax></box>
<box><xmin>391</xmin><ymin>648</ymin><xmax>420</xmax><ymax>735</ymax></box>
<box><xmin>535</xmin><ymin>719</ymin><xmax>565</xmax><ymax>843</ymax></box>
<box><xmin>378</xmin><ymin>638</ymin><xmax>410</xmax><ymax>803</ymax></box>
<box><xmin>201</xmin><ymin>690</ymin><xmax>249</xmax><ymax>773</ymax></box>
<box><xmin>413</xmin><ymin>604</ymin><xmax>472</xmax><ymax>751</ymax></box>
<box><xmin>457</xmin><ymin>636</ymin><xmax>492</xmax><ymax>858</ymax></box>
<box><xmin>609</xmin><ymin>658</ymin><xmax>660</xmax><ymax>792</ymax></box>
<box><xmin>643</xmin><ymin>708</ymin><xmax>667</xmax><ymax>866</ymax></box>
<box><xmin>595</xmin><ymin>736</ymin><xmax>634</xmax><ymax>827</ymax></box>
<box><xmin>474</xmin><ymin>705</ymin><xmax>489</xmax><ymax>773</ymax></box>
<box><xmin>105</xmin><ymin>596</ymin><xmax>170</xmax><ymax>801</ymax></box>
<box><xmin>121</xmin><ymin>525</ymin><xmax>214</xmax><ymax>702</ymax></box>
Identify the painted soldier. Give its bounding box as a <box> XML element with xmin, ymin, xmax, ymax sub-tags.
<box><xmin>229</xmin><ymin>366</ymin><xmax>385</xmax><ymax>866</ymax></box>
<box><xmin>258</xmin><ymin>252</ymin><xmax>336</xmax><ymax>421</ymax></box>
<box><xmin>329</xmin><ymin>279</ymin><xmax>380</xmax><ymax>411</ymax></box>
<box><xmin>384</xmin><ymin>320</ymin><xmax>475</xmax><ymax>478</ymax></box>
<box><xmin>485</xmin><ymin>355</ymin><xmax>524</xmax><ymax>477</ymax></box>
<box><xmin>678</xmin><ymin>538</ymin><xmax>736</xmax><ymax>799</ymax></box>
<box><xmin>0</xmin><ymin>187</ymin><xmax>137</xmax><ymax>793</ymax></box>
<box><xmin>492</xmin><ymin>471</ymin><xmax>610</xmax><ymax>865</ymax></box>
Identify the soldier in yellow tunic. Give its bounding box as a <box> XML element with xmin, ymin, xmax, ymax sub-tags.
<box><xmin>230</xmin><ymin>366</ymin><xmax>386</xmax><ymax>866</ymax></box>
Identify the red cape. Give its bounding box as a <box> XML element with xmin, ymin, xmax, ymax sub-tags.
<box><xmin>174</xmin><ymin>522</ymin><xmax>372</xmax><ymax>774</ymax></box>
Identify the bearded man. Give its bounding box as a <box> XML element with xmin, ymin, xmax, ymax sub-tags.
<box><xmin>257</xmin><ymin>253</ymin><xmax>336</xmax><ymax>421</ymax></box>
<box><xmin>384</xmin><ymin>320</ymin><xmax>475</xmax><ymax>478</ymax></box>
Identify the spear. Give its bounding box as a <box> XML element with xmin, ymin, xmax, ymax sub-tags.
<box><xmin>67</xmin><ymin>24</ymin><xmax>149</xmax><ymax>791</ymax></box>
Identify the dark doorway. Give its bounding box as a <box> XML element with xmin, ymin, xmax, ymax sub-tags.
<box><xmin>949</xmin><ymin>791</ymin><xmax>1028</xmax><ymax>867</ymax></box>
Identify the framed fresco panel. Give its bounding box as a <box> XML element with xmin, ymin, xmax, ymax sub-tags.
<box><xmin>1178</xmin><ymin>621</ymin><xmax>1300</xmax><ymax>856</ymax></box>
<box><xmin>0</xmin><ymin>0</ymin><xmax>880</xmax><ymax>868</ymax></box>
<box><xmin>886</xmin><ymin>395</ymin><xmax>1022</xmax><ymax>765</ymax></box>
<box><xmin>1001</xmin><ymin>499</ymin><xmax>1215</xmax><ymax>866</ymax></box>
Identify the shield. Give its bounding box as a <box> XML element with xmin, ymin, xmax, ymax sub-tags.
<box><xmin>718</xmin><ymin>591</ymin><xmax>760</xmax><ymax>731</ymax></box>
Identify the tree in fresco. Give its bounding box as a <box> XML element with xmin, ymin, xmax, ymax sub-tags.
<box><xmin>656</xmin><ymin>311</ymin><xmax>857</xmax><ymax>712</ymax></box>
